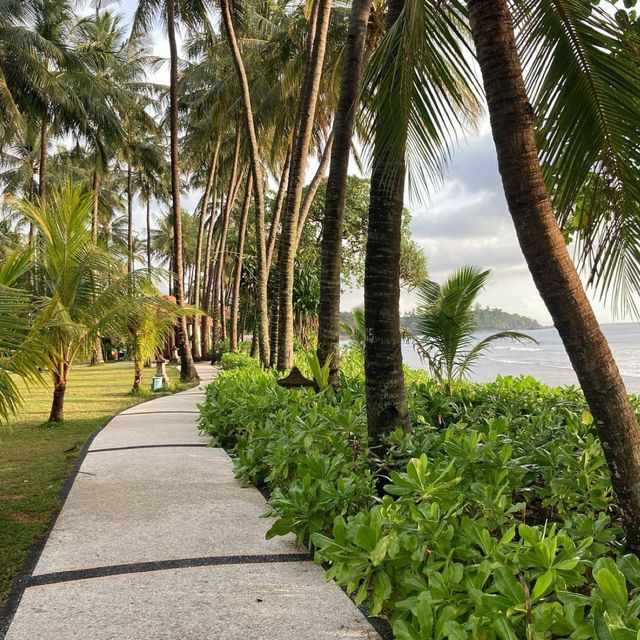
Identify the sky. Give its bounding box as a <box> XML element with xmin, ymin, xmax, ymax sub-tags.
<box><xmin>105</xmin><ymin>0</ymin><xmax>632</xmax><ymax>325</ymax></box>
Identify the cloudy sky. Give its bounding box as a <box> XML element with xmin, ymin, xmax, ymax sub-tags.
<box><xmin>109</xmin><ymin>0</ymin><xmax>630</xmax><ymax>325</ymax></box>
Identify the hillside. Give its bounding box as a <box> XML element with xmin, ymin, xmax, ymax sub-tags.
<box><xmin>341</xmin><ymin>306</ymin><xmax>543</xmax><ymax>332</ymax></box>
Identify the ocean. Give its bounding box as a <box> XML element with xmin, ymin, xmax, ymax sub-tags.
<box><xmin>401</xmin><ymin>322</ymin><xmax>640</xmax><ymax>393</ymax></box>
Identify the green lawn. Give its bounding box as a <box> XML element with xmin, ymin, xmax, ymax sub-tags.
<box><xmin>0</xmin><ymin>361</ymin><xmax>195</xmax><ymax>605</ymax></box>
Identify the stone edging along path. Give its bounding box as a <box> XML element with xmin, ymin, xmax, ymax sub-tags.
<box><xmin>1</xmin><ymin>365</ymin><xmax>382</xmax><ymax>640</ymax></box>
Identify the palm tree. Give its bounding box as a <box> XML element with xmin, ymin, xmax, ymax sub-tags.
<box><xmin>132</xmin><ymin>0</ymin><xmax>208</xmax><ymax>382</ymax></box>
<box><xmin>0</xmin><ymin>247</ymin><xmax>44</xmax><ymax>422</ymax></box>
<box><xmin>276</xmin><ymin>0</ymin><xmax>334</xmax><ymax>371</ymax></box>
<box><xmin>361</xmin><ymin>0</ymin><xmax>480</xmax><ymax>447</ymax></box>
<box><xmin>218</xmin><ymin>0</ymin><xmax>271</xmax><ymax>366</ymax></box>
<box><xmin>13</xmin><ymin>182</ymin><xmax>152</xmax><ymax>422</ymax></box>
<box><xmin>412</xmin><ymin>266</ymin><xmax>535</xmax><ymax>393</ymax></box>
<box><xmin>466</xmin><ymin>0</ymin><xmax>640</xmax><ymax>551</ymax></box>
<box><xmin>229</xmin><ymin>173</ymin><xmax>252</xmax><ymax>351</ymax></box>
<box><xmin>317</xmin><ymin>0</ymin><xmax>373</xmax><ymax>387</ymax></box>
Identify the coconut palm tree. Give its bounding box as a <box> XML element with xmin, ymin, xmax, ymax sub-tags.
<box><xmin>276</xmin><ymin>0</ymin><xmax>334</xmax><ymax>371</ymax></box>
<box><xmin>466</xmin><ymin>0</ymin><xmax>640</xmax><ymax>551</ymax></box>
<box><xmin>13</xmin><ymin>182</ymin><xmax>157</xmax><ymax>422</ymax></box>
<box><xmin>317</xmin><ymin>0</ymin><xmax>373</xmax><ymax>387</ymax></box>
<box><xmin>0</xmin><ymin>247</ymin><xmax>45</xmax><ymax>422</ymax></box>
<box><xmin>132</xmin><ymin>0</ymin><xmax>210</xmax><ymax>382</ymax></box>
<box><xmin>218</xmin><ymin>0</ymin><xmax>271</xmax><ymax>366</ymax></box>
<box><xmin>361</xmin><ymin>0</ymin><xmax>481</xmax><ymax>447</ymax></box>
<box><xmin>412</xmin><ymin>266</ymin><xmax>535</xmax><ymax>393</ymax></box>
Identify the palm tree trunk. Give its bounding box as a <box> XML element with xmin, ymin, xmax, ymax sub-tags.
<box><xmin>203</xmin><ymin>191</ymin><xmax>220</xmax><ymax>313</ymax></box>
<box><xmin>364</xmin><ymin>0</ymin><xmax>411</xmax><ymax>449</ymax></box>
<box><xmin>318</xmin><ymin>0</ymin><xmax>372</xmax><ymax>387</ymax></box>
<box><xmin>132</xmin><ymin>357</ymin><xmax>144</xmax><ymax>393</ymax></box>
<box><xmin>220</xmin><ymin>0</ymin><xmax>271</xmax><ymax>366</ymax></box>
<box><xmin>167</xmin><ymin>0</ymin><xmax>198</xmax><ymax>382</ymax></box>
<box><xmin>146</xmin><ymin>199</ymin><xmax>152</xmax><ymax>274</ymax></box>
<box><xmin>39</xmin><ymin>117</ymin><xmax>48</xmax><ymax>203</ymax></box>
<box><xmin>296</xmin><ymin>129</ymin><xmax>334</xmax><ymax>245</ymax></box>
<box><xmin>230</xmin><ymin>173</ymin><xmax>252</xmax><ymax>351</ymax></box>
<box><xmin>266</xmin><ymin>144</ymin><xmax>293</xmax><ymax>269</ymax></box>
<box><xmin>193</xmin><ymin>141</ymin><xmax>220</xmax><ymax>360</ymax></box>
<box><xmin>48</xmin><ymin>365</ymin><xmax>68</xmax><ymax>423</ymax></box>
<box><xmin>468</xmin><ymin>0</ymin><xmax>640</xmax><ymax>551</ymax></box>
<box><xmin>92</xmin><ymin>169</ymin><xmax>100</xmax><ymax>245</ymax></box>
<box><xmin>277</xmin><ymin>0</ymin><xmax>333</xmax><ymax>371</ymax></box>
<box><xmin>127</xmin><ymin>161</ymin><xmax>133</xmax><ymax>274</ymax></box>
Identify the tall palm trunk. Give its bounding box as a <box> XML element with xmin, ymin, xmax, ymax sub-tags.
<box><xmin>467</xmin><ymin>0</ymin><xmax>640</xmax><ymax>551</ymax></box>
<box><xmin>167</xmin><ymin>0</ymin><xmax>198</xmax><ymax>381</ymax></box>
<box><xmin>202</xmin><ymin>190</ymin><xmax>219</xmax><ymax>356</ymax></box>
<box><xmin>92</xmin><ymin>169</ymin><xmax>100</xmax><ymax>245</ymax></box>
<box><xmin>296</xmin><ymin>130</ymin><xmax>334</xmax><ymax>244</ymax></box>
<box><xmin>266</xmin><ymin>144</ymin><xmax>292</xmax><ymax>269</ymax></box>
<box><xmin>230</xmin><ymin>173</ymin><xmax>253</xmax><ymax>351</ymax></box>
<box><xmin>364</xmin><ymin>0</ymin><xmax>410</xmax><ymax>448</ymax></box>
<box><xmin>218</xmin><ymin>135</ymin><xmax>242</xmax><ymax>346</ymax></box>
<box><xmin>220</xmin><ymin>0</ymin><xmax>270</xmax><ymax>366</ymax></box>
<box><xmin>318</xmin><ymin>0</ymin><xmax>372</xmax><ymax>387</ymax></box>
<box><xmin>193</xmin><ymin>140</ymin><xmax>220</xmax><ymax>360</ymax></box>
<box><xmin>146</xmin><ymin>198</ymin><xmax>152</xmax><ymax>274</ymax></box>
<box><xmin>39</xmin><ymin>117</ymin><xmax>48</xmax><ymax>202</ymax></box>
<box><xmin>90</xmin><ymin>168</ymin><xmax>105</xmax><ymax>366</ymax></box>
<box><xmin>127</xmin><ymin>161</ymin><xmax>133</xmax><ymax>274</ymax></box>
<box><xmin>277</xmin><ymin>0</ymin><xmax>333</xmax><ymax>371</ymax></box>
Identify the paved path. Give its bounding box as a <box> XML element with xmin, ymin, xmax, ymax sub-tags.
<box><xmin>2</xmin><ymin>365</ymin><xmax>379</xmax><ymax>640</ymax></box>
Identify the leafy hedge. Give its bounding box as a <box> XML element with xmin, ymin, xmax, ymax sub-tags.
<box><xmin>199</xmin><ymin>359</ymin><xmax>640</xmax><ymax>639</ymax></box>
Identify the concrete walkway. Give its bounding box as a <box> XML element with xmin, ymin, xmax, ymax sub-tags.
<box><xmin>2</xmin><ymin>365</ymin><xmax>379</xmax><ymax>640</ymax></box>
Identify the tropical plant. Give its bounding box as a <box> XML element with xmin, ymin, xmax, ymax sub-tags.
<box><xmin>466</xmin><ymin>0</ymin><xmax>640</xmax><ymax>551</ymax></box>
<box><xmin>13</xmin><ymin>182</ymin><xmax>165</xmax><ymax>422</ymax></box>
<box><xmin>0</xmin><ymin>247</ymin><xmax>45</xmax><ymax>422</ymax></box>
<box><xmin>411</xmin><ymin>266</ymin><xmax>536</xmax><ymax>393</ymax></box>
<box><xmin>123</xmin><ymin>283</ymin><xmax>186</xmax><ymax>393</ymax></box>
<box><xmin>131</xmin><ymin>0</ymin><xmax>207</xmax><ymax>382</ymax></box>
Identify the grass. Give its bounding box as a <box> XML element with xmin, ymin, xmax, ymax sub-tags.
<box><xmin>0</xmin><ymin>361</ymin><xmax>196</xmax><ymax>606</ymax></box>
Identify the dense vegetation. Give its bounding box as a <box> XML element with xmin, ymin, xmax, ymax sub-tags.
<box><xmin>3</xmin><ymin>0</ymin><xmax>640</xmax><ymax>629</ymax></box>
<box><xmin>200</xmin><ymin>355</ymin><xmax>640</xmax><ymax>639</ymax></box>
<box><xmin>399</xmin><ymin>307</ymin><xmax>544</xmax><ymax>333</ymax></box>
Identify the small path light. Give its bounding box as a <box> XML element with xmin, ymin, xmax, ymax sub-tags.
<box><xmin>276</xmin><ymin>366</ymin><xmax>318</xmax><ymax>392</ymax></box>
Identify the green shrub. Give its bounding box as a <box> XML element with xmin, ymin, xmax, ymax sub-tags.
<box><xmin>199</xmin><ymin>355</ymin><xmax>640</xmax><ymax>639</ymax></box>
<box><xmin>219</xmin><ymin>351</ymin><xmax>260</xmax><ymax>371</ymax></box>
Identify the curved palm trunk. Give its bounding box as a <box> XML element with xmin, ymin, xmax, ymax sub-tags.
<box><xmin>266</xmin><ymin>144</ymin><xmax>293</xmax><ymax>270</ymax></box>
<box><xmin>230</xmin><ymin>173</ymin><xmax>253</xmax><ymax>351</ymax></box>
<box><xmin>192</xmin><ymin>141</ymin><xmax>220</xmax><ymax>360</ymax></box>
<box><xmin>318</xmin><ymin>0</ymin><xmax>372</xmax><ymax>387</ymax></box>
<box><xmin>167</xmin><ymin>0</ymin><xmax>198</xmax><ymax>382</ymax></box>
<box><xmin>468</xmin><ymin>0</ymin><xmax>640</xmax><ymax>551</ymax></box>
<box><xmin>220</xmin><ymin>0</ymin><xmax>270</xmax><ymax>366</ymax></box>
<box><xmin>364</xmin><ymin>0</ymin><xmax>410</xmax><ymax>449</ymax></box>
<box><xmin>296</xmin><ymin>129</ymin><xmax>334</xmax><ymax>243</ymax></box>
<box><xmin>277</xmin><ymin>0</ymin><xmax>333</xmax><ymax>371</ymax></box>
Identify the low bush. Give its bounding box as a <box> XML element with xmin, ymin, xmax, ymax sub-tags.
<box><xmin>199</xmin><ymin>354</ymin><xmax>640</xmax><ymax>639</ymax></box>
<box><xmin>219</xmin><ymin>351</ymin><xmax>260</xmax><ymax>371</ymax></box>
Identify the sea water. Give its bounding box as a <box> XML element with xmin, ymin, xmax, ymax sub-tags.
<box><xmin>401</xmin><ymin>322</ymin><xmax>640</xmax><ymax>393</ymax></box>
